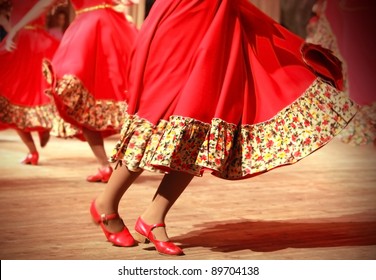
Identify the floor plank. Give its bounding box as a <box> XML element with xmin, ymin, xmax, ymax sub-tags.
<box><xmin>0</xmin><ymin>129</ymin><xmax>375</xmax><ymax>260</ymax></box>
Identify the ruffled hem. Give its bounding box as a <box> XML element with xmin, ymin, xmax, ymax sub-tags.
<box><xmin>49</xmin><ymin>115</ymin><xmax>82</xmax><ymax>140</ymax></box>
<box><xmin>338</xmin><ymin>102</ymin><xmax>376</xmax><ymax>145</ymax></box>
<box><xmin>0</xmin><ymin>95</ymin><xmax>55</xmax><ymax>131</ymax></box>
<box><xmin>43</xmin><ymin>59</ymin><xmax>127</xmax><ymax>135</ymax></box>
<box><xmin>110</xmin><ymin>78</ymin><xmax>358</xmax><ymax>180</ymax></box>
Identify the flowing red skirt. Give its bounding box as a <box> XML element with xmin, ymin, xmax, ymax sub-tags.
<box><xmin>110</xmin><ymin>0</ymin><xmax>357</xmax><ymax>179</ymax></box>
<box><xmin>43</xmin><ymin>6</ymin><xmax>138</xmax><ymax>139</ymax></box>
<box><xmin>0</xmin><ymin>27</ymin><xmax>59</xmax><ymax>132</ymax></box>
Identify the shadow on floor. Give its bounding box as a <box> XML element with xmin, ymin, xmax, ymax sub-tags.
<box><xmin>174</xmin><ymin>213</ymin><xmax>376</xmax><ymax>255</ymax></box>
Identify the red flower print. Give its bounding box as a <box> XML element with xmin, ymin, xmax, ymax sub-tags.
<box><xmin>135</xmin><ymin>154</ymin><xmax>143</xmax><ymax>161</ymax></box>
<box><xmin>294</xmin><ymin>151</ymin><xmax>301</xmax><ymax>157</ymax></box>
<box><xmin>156</xmin><ymin>154</ymin><xmax>164</xmax><ymax>161</ymax></box>
<box><xmin>266</xmin><ymin>140</ymin><xmax>274</xmax><ymax>148</ymax></box>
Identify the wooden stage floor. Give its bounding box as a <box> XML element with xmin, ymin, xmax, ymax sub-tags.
<box><xmin>0</xmin><ymin>129</ymin><xmax>375</xmax><ymax>260</ymax></box>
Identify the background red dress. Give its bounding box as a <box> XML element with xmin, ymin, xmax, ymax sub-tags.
<box><xmin>306</xmin><ymin>0</ymin><xmax>376</xmax><ymax>145</ymax></box>
<box><xmin>44</xmin><ymin>0</ymin><xmax>138</xmax><ymax>139</ymax></box>
<box><xmin>0</xmin><ymin>0</ymin><xmax>59</xmax><ymax>132</ymax></box>
<box><xmin>111</xmin><ymin>0</ymin><xmax>357</xmax><ymax>180</ymax></box>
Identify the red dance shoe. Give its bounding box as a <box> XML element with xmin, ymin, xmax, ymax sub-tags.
<box><xmin>86</xmin><ymin>166</ymin><xmax>113</xmax><ymax>183</ymax></box>
<box><xmin>20</xmin><ymin>152</ymin><xmax>39</xmax><ymax>165</ymax></box>
<box><xmin>135</xmin><ymin>217</ymin><xmax>184</xmax><ymax>256</ymax></box>
<box><xmin>90</xmin><ymin>200</ymin><xmax>135</xmax><ymax>247</ymax></box>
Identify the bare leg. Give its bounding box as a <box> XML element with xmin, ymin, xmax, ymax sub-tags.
<box><xmin>140</xmin><ymin>171</ymin><xmax>194</xmax><ymax>241</ymax></box>
<box><xmin>38</xmin><ymin>130</ymin><xmax>50</xmax><ymax>148</ymax></box>
<box><xmin>82</xmin><ymin>127</ymin><xmax>109</xmax><ymax>167</ymax></box>
<box><xmin>16</xmin><ymin>130</ymin><xmax>37</xmax><ymax>153</ymax></box>
<box><xmin>94</xmin><ymin>164</ymin><xmax>142</xmax><ymax>232</ymax></box>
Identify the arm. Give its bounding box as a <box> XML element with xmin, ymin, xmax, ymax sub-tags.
<box><xmin>0</xmin><ymin>14</ymin><xmax>11</xmax><ymax>32</ymax></box>
<box><xmin>5</xmin><ymin>0</ymin><xmax>56</xmax><ymax>51</ymax></box>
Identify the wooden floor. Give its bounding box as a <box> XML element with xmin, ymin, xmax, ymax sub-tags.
<box><xmin>0</xmin><ymin>129</ymin><xmax>375</xmax><ymax>260</ymax></box>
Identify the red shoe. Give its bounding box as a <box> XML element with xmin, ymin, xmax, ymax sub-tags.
<box><xmin>20</xmin><ymin>152</ymin><xmax>39</xmax><ymax>165</ymax></box>
<box><xmin>90</xmin><ymin>200</ymin><xmax>135</xmax><ymax>247</ymax></box>
<box><xmin>135</xmin><ymin>217</ymin><xmax>184</xmax><ymax>256</ymax></box>
<box><xmin>87</xmin><ymin>166</ymin><xmax>113</xmax><ymax>183</ymax></box>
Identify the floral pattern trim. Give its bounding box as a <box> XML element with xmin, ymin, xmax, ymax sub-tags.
<box><xmin>43</xmin><ymin>60</ymin><xmax>127</xmax><ymax>132</ymax></box>
<box><xmin>110</xmin><ymin>78</ymin><xmax>358</xmax><ymax>180</ymax></box>
<box><xmin>305</xmin><ymin>9</ymin><xmax>375</xmax><ymax>146</ymax></box>
<box><xmin>0</xmin><ymin>95</ymin><xmax>55</xmax><ymax>130</ymax></box>
<box><xmin>338</xmin><ymin>102</ymin><xmax>376</xmax><ymax>145</ymax></box>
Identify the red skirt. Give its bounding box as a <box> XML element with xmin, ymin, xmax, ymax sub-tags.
<box><xmin>110</xmin><ymin>0</ymin><xmax>358</xmax><ymax>179</ymax></box>
<box><xmin>0</xmin><ymin>27</ymin><xmax>59</xmax><ymax>132</ymax></box>
<box><xmin>43</xmin><ymin>7</ymin><xmax>138</xmax><ymax>139</ymax></box>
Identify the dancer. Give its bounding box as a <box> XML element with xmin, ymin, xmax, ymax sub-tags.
<box><xmin>0</xmin><ymin>0</ymin><xmax>61</xmax><ymax>165</ymax></box>
<box><xmin>8</xmin><ymin>0</ymin><xmax>138</xmax><ymax>181</ymax></box>
<box><xmin>91</xmin><ymin>0</ymin><xmax>358</xmax><ymax>256</ymax></box>
<box><xmin>49</xmin><ymin>0</ymin><xmax>138</xmax><ymax>183</ymax></box>
<box><xmin>47</xmin><ymin>5</ymin><xmax>69</xmax><ymax>41</ymax></box>
<box><xmin>330</xmin><ymin>0</ymin><xmax>376</xmax><ymax>146</ymax></box>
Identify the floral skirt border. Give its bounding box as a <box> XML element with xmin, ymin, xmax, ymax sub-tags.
<box><xmin>43</xmin><ymin>60</ymin><xmax>127</xmax><ymax>133</ymax></box>
<box><xmin>338</xmin><ymin>102</ymin><xmax>376</xmax><ymax>145</ymax></box>
<box><xmin>0</xmin><ymin>96</ymin><xmax>54</xmax><ymax>131</ymax></box>
<box><xmin>110</xmin><ymin>78</ymin><xmax>358</xmax><ymax>180</ymax></box>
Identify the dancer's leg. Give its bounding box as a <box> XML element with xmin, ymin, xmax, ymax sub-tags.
<box><xmin>82</xmin><ymin>127</ymin><xmax>109</xmax><ymax>167</ymax></box>
<box><xmin>38</xmin><ymin>130</ymin><xmax>50</xmax><ymax>147</ymax></box>
<box><xmin>94</xmin><ymin>164</ymin><xmax>142</xmax><ymax>232</ymax></box>
<box><xmin>16</xmin><ymin>130</ymin><xmax>37</xmax><ymax>153</ymax></box>
<box><xmin>82</xmin><ymin>127</ymin><xmax>114</xmax><ymax>182</ymax></box>
<box><xmin>140</xmin><ymin>171</ymin><xmax>194</xmax><ymax>241</ymax></box>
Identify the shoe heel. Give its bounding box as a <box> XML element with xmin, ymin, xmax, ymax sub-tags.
<box><xmin>134</xmin><ymin>217</ymin><xmax>184</xmax><ymax>255</ymax></box>
<box><xmin>134</xmin><ymin>232</ymin><xmax>149</xmax><ymax>244</ymax></box>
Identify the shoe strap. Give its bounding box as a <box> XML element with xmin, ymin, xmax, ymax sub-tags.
<box><xmin>99</xmin><ymin>166</ymin><xmax>113</xmax><ymax>173</ymax></box>
<box><xmin>150</xmin><ymin>222</ymin><xmax>166</xmax><ymax>232</ymax></box>
<box><xmin>100</xmin><ymin>213</ymin><xmax>120</xmax><ymax>225</ymax></box>
<box><xmin>136</xmin><ymin>217</ymin><xmax>166</xmax><ymax>237</ymax></box>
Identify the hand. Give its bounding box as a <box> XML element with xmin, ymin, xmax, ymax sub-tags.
<box><xmin>4</xmin><ymin>29</ymin><xmax>17</xmax><ymax>52</ymax></box>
